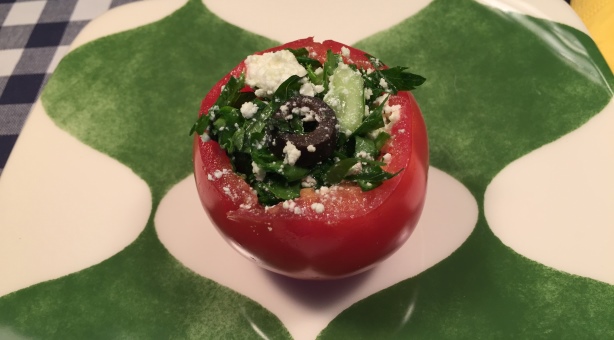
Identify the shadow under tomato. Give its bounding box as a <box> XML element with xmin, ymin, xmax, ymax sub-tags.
<box><xmin>264</xmin><ymin>268</ymin><xmax>374</xmax><ymax>309</ymax></box>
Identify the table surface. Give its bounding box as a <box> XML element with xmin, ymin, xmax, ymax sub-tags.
<box><xmin>0</xmin><ymin>0</ymin><xmax>140</xmax><ymax>177</ymax></box>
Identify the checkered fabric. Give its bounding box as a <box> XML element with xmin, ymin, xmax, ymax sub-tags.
<box><xmin>0</xmin><ymin>0</ymin><xmax>139</xmax><ymax>177</ymax></box>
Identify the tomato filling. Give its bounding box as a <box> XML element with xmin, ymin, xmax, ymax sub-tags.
<box><xmin>191</xmin><ymin>38</ymin><xmax>424</xmax><ymax>218</ymax></box>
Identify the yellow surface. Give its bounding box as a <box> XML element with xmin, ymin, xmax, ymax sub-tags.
<box><xmin>572</xmin><ymin>0</ymin><xmax>614</xmax><ymax>72</ymax></box>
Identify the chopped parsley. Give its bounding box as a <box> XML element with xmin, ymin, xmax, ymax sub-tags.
<box><xmin>190</xmin><ymin>48</ymin><xmax>425</xmax><ymax>205</ymax></box>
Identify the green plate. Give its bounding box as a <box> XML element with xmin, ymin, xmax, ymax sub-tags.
<box><xmin>0</xmin><ymin>0</ymin><xmax>612</xmax><ymax>338</ymax></box>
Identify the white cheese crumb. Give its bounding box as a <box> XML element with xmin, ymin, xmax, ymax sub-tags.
<box><xmin>317</xmin><ymin>186</ymin><xmax>330</xmax><ymax>195</ymax></box>
<box><xmin>384</xmin><ymin>104</ymin><xmax>401</xmax><ymax>114</ymax></box>
<box><xmin>282</xmin><ymin>141</ymin><xmax>301</xmax><ymax>165</ymax></box>
<box><xmin>200</xmin><ymin>132</ymin><xmax>210</xmax><ymax>143</ymax></box>
<box><xmin>341</xmin><ymin>46</ymin><xmax>350</xmax><ymax>58</ymax></box>
<box><xmin>388</xmin><ymin>109</ymin><xmax>401</xmax><ymax>124</ymax></box>
<box><xmin>301</xmin><ymin>175</ymin><xmax>317</xmax><ymax>188</ymax></box>
<box><xmin>300</xmin><ymin>82</ymin><xmax>316</xmax><ymax>97</ymax></box>
<box><xmin>207</xmin><ymin>174</ymin><xmax>214</xmax><ymax>181</ymax></box>
<box><xmin>382</xmin><ymin>153</ymin><xmax>392</xmax><ymax>164</ymax></box>
<box><xmin>374</xmin><ymin>94</ymin><xmax>388</xmax><ymax>105</ymax></box>
<box><xmin>364</xmin><ymin>88</ymin><xmax>373</xmax><ymax>100</ymax></box>
<box><xmin>307</xmin><ymin>145</ymin><xmax>316</xmax><ymax>152</ymax></box>
<box><xmin>311</xmin><ymin>202</ymin><xmax>325</xmax><ymax>214</ymax></box>
<box><xmin>349</xmin><ymin>162</ymin><xmax>362</xmax><ymax>175</ymax></box>
<box><xmin>214</xmin><ymin>170</ymin><xmax>224</xmax><ymax>178</ymax></box>
<box><xmin>379</xmin><ymin>78</ymin><xmax>389</xmax><ymax>89</ymax></box>
<box><xmin>240</xmin><ymin>101</ymin><xmax>258</xmax><ymax>119</ymax></box>
<box><xmin>245</xmin><ymin>50</ymin><xmax>307</xmax><ymax>96</ymax></box>
<box><xmin>356</xmin><ymin>151</ymin><xmax>372</xmax><ymax>160</ymax></box>
<box><xmin>251</xmin><ymin>161</ymin><xmax>266</xmax><ymax>181</ymax></box>
<box><xmin>283</xmin><ymin>200</ymin><xmax>296</xmax><ymax>210</ymax></box>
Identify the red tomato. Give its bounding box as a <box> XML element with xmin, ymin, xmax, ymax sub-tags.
<box><xmin>193</xmin><ymin>38</ymin><xmax>429</xmax><ymax>279</ymax></box>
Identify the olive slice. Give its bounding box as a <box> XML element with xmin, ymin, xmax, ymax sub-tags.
<box><xmin>270</xmin><ymin>95</ymin><xmax>338</xmax><ymax>167</ymax></box>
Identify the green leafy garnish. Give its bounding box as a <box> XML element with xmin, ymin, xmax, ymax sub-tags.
<box><xmin>325</xmin><ymin>158</ymin><xmax>364</xmax><ymax>184</ymax></box>
<box><xmin>189</xmin><ymin>114</ymin><xmax>210</xmax><ymax>136</ymax></box>
<box><xmin>322</xmin><ymin>50</ymin><xmax>342</xmax><ymax>94</ymax></box>
<box><xmin>286</xmin><ymin>48</ymin><xmax>322</xmax><ymax>69</ymax></box>
<box><xmin>352</xmin><ymin>95</ymin><xmax>388</xmax><ymax>137</ymax></box>
<box><xmin>364</xmin><ymin>55</ymin><xmax>426</xmax><ymax>95</ymax></box>
<box><xmin>190</xmin><ymin>48</ymin><xmax>424</xmax><ymax>205</ymax></box>
<box><xmin>273</xmin><ymin>75</ymin><xmax>302</xmax><ymax>103</ymax></box>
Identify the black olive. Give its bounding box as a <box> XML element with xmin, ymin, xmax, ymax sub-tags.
<box><xmin>269</xmin><ymin>95</ymin><xmax>338</xmax><ymax>167</ymax></box>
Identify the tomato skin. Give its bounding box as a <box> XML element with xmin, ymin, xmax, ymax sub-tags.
<box><xmin>193</xmin><ymin>38</ymin><xmax>429</xmax><ymax>279</ymax></box>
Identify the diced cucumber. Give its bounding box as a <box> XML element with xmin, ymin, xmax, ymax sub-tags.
<box><xmin>324</xmin><ymin>65</ymin><xmax>364</xmax><ymax>134</ymax></box>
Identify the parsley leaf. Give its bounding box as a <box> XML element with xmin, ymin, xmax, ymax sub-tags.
<box><xmin>352</xmin><ymin>95</ymin><xmax>388</xmax><ymax>137</ymax></box>
<box><xmin>322</xmin><ymin>49</ymin><xmax>342</xmax><ymax>94</ymax></box>
<box><xmin>189</xmin><ymin>114</ymin><xmax>210</xmax><ymax>136</ymax></box>
<box><xmin>365</xmin><ymin>55</ymin><xmax>425</xmax><ymax>94</ymax></box>
<box><xmin>286</xmin><ymin>47</ymin><xmax>322</xmax><ymax>69</ymax></box>
<box><xmin>354</xmin><ymin>136</ymin><xmax>378</xmax><ymax>158</ymax></box>
<box><xmin>380</xmin><ymin>67</ymin><xmax>426</xmax><ymax>92</ymax></box>
<box><xmin>273</xmin><ymin>75</ymin><xmax>302</xmax><ymax>103</ymax></box>
<box><xmin>216</xmin><ymin>74</ymin><xmax>247</xmax><ymax>107</ymax></box>
<box><xmin>252</xmin><ymin>150</ymin><xmax>309</xmax><ymax>182</ymax></box>
<box><xmin>325</xmin><ymin>158</ymin><xmax>362</xmax><ymax>184</ymax></box>
<box><xmin>253</xmin><ymin>177</ymin><xmax>301</xmax><ymax>204</ymax></box>
<box><xmin>373</xmin><ymin>131</ymin><xmax>391</xmax><ymax>150</ymax></box>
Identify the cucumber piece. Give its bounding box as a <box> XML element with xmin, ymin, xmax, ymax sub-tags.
<box><xmin>324</xmin><ymin>65</ymin><xmax>364</xmax><ymax>134</ymax></box>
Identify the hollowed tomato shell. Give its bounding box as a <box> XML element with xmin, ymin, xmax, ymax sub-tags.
<box><xmin>193</xmin><ymin>38</ymin><xmax>429</xmax><ymax>279</ymax></box>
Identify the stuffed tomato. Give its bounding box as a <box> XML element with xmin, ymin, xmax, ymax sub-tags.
<box><xmin>191</xmin><ymin>38</ymin><xmax>428</xmax><ymax>279</ymax></box>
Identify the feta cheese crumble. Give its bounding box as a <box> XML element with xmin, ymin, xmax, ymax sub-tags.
<box><xmin>245</xmin><ymin>50</ymin><xmax>307</xmax><ymax>97</ymax></box>
<box><xmin>251</xmin><ymin>161</ymin><xmax>265</xmax><ymax>181</ymax></box>
<box><xmin>382</xmin><ymin>153</ymin><xmax>392</xmax><ymax>164</ymax></box>
<box><xmin>341</xmin><ymin>46</ymin><xmax>351</xmax><ymax>58</ymax></box>
<box><xmin>379</xmin><ymin>78</ymin><xmax>389</xmax><ymax>89</ymax></box>
<box><xmin>282</xmin><ymin>141</ymin><xmax>301</xmax><ymax>165</ymax></box>
<box><xmin>240</xmin><ymin>101</ymin><xmax>258</xmax><ymax>119</ymax></box>
<box><xmin>311</xmin><ymin>203</ymin><xmax>325</xmax><ymax>214</ymax></box>
<box><xmin>200</xmin><ymin>132</ymin><xmax>210</xmax><ymax>143</ymax></box>
<box><xmin>301</xmin><ymin>176</ymin><xmax>317</xmax><ymax>188</ymax></box>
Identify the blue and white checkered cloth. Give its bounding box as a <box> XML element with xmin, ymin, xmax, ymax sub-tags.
<box><xmin>0</xmin><ymin>0</ymin><xmax>138</xmax><ymax>177</ymax></box>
